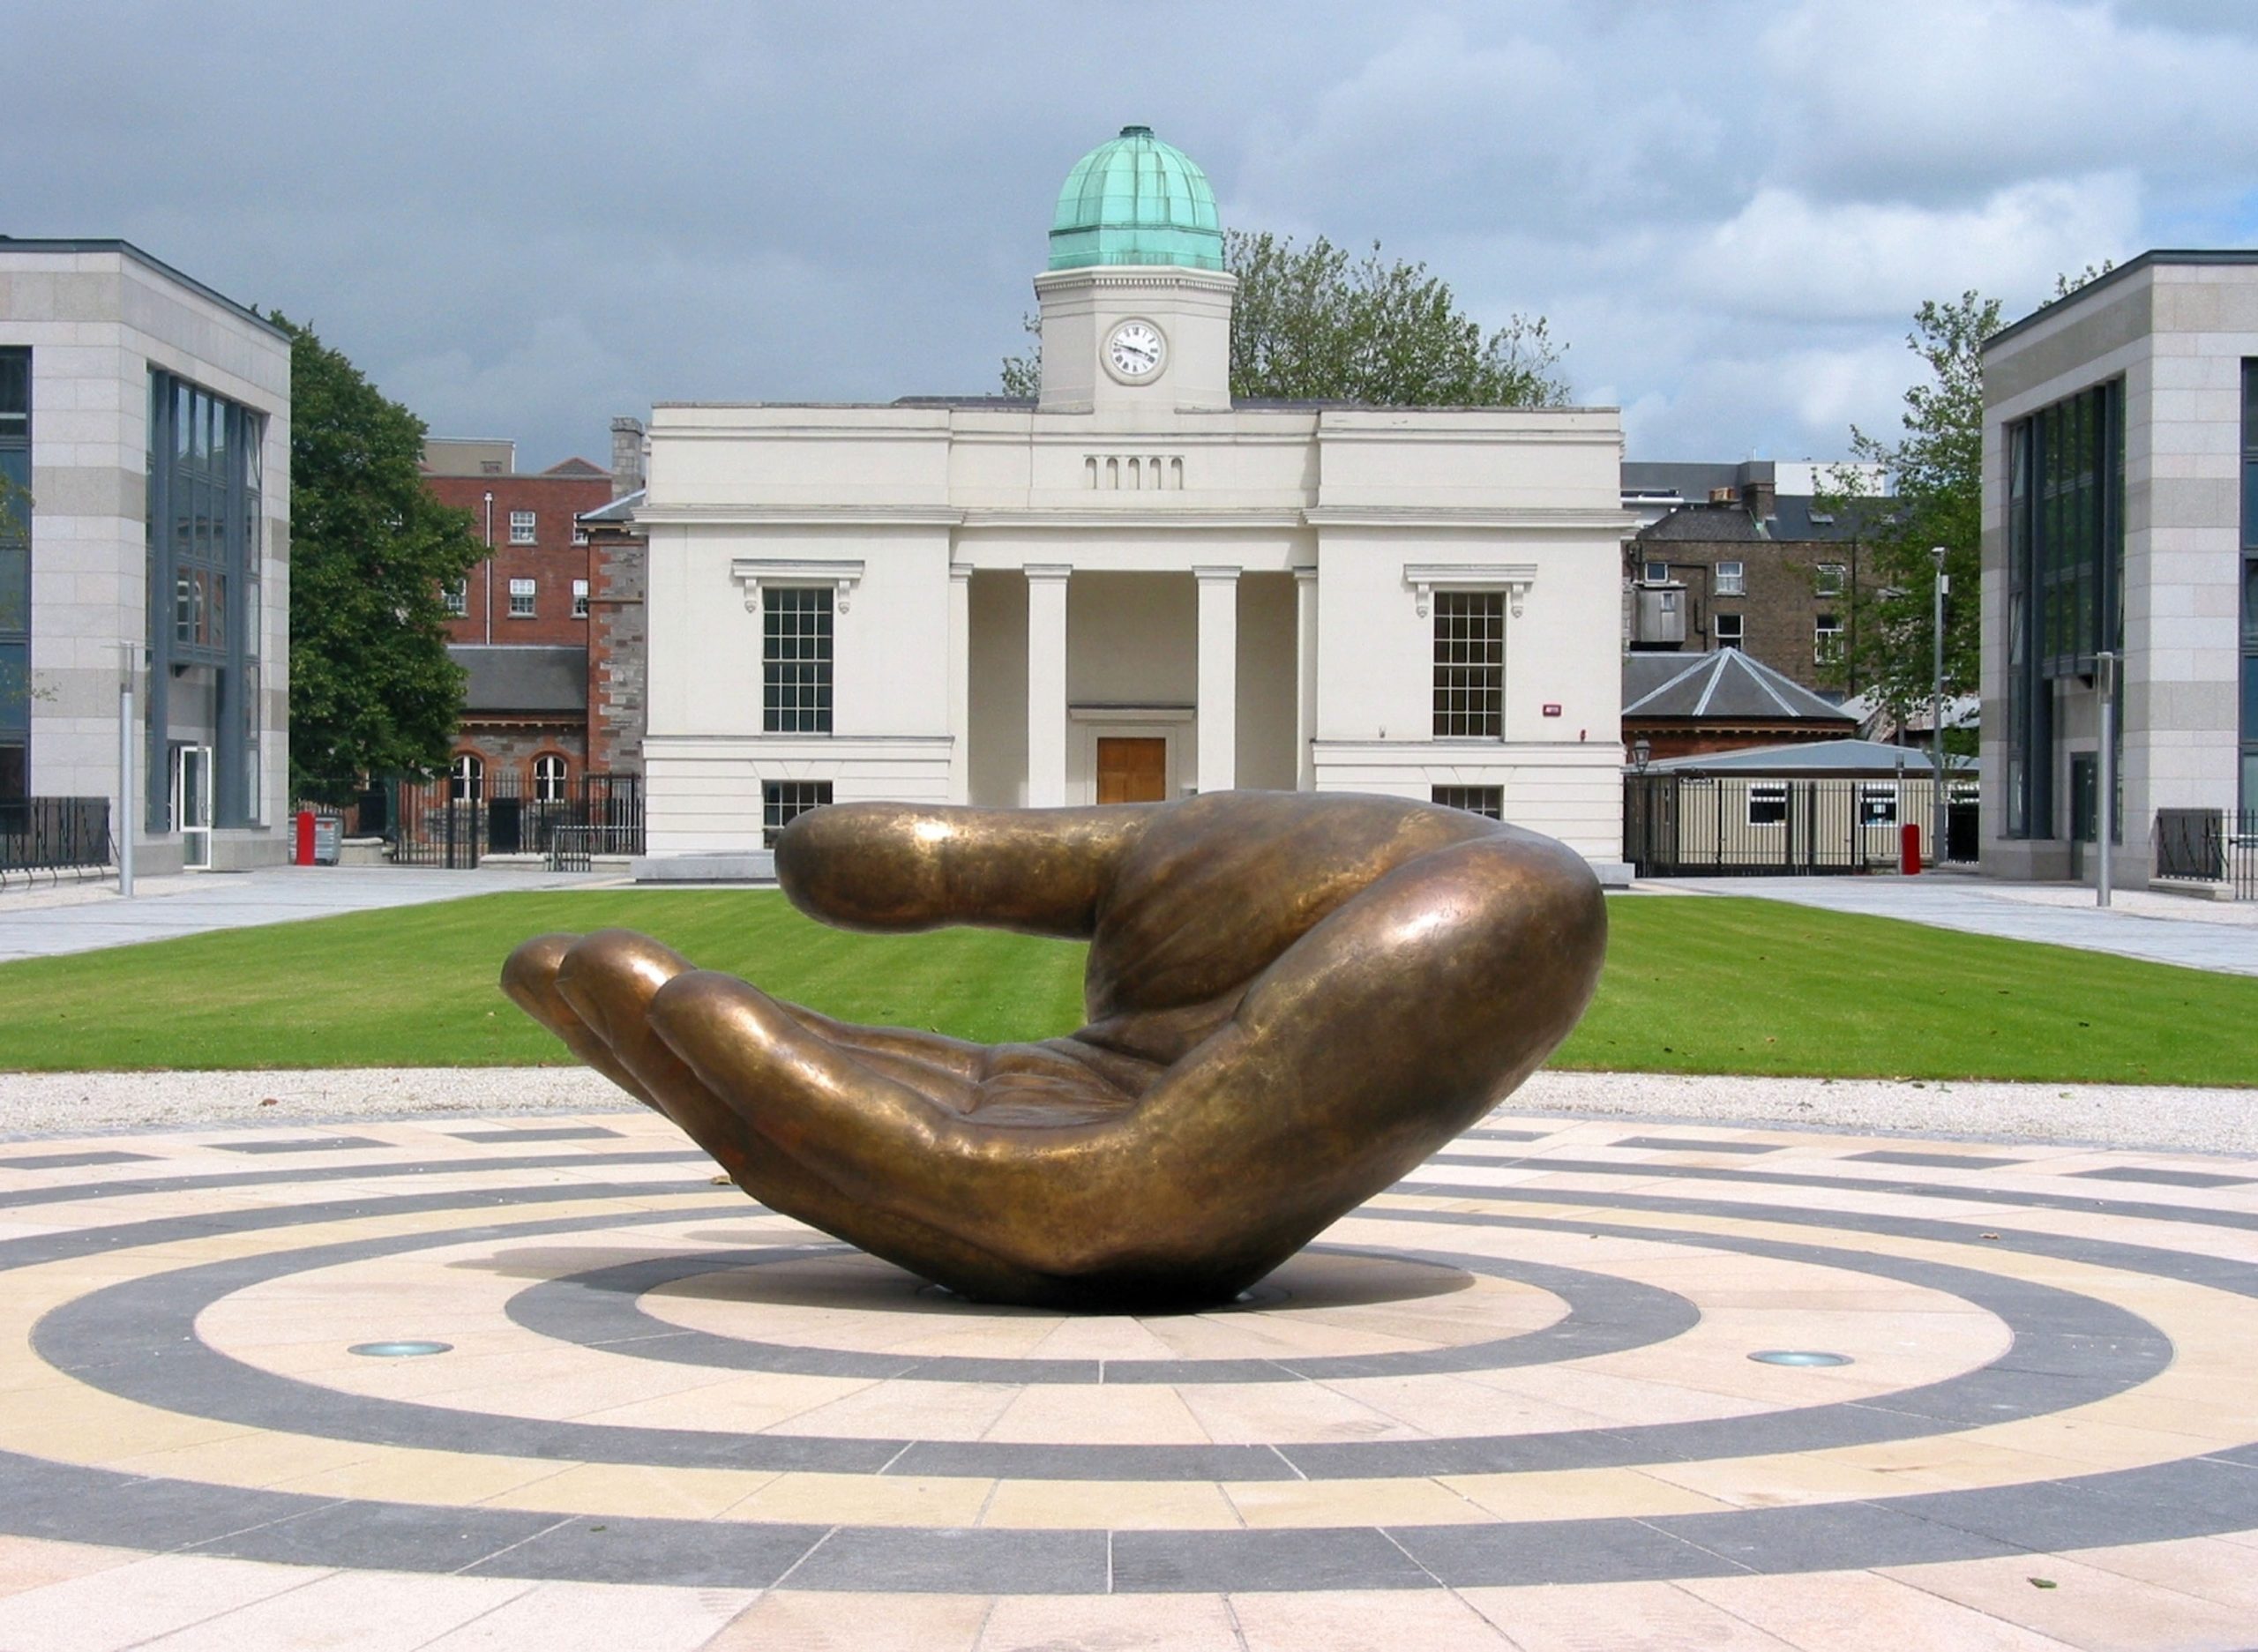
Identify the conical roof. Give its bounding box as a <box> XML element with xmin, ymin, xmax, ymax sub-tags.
<box><xmin>1048</xmin><ymin>125</ymin><xmax>1224</xmax><ymax>272</ymax></box>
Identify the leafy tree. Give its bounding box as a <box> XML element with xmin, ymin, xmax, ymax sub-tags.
<box><xmin>274</xmin><ymin>314</ymin><xmax>482</xmax><ymax>799</ymax></box>
<box><xmin>1002</xmin><ymin>230</ymin><xmax>1568</xmax><ymax>406</ymax></box>
<box><xmin>1821</xmin><ymin>291</ymin><xmax>2000</xmax><ymax>747</ymax></box>
<box><xmin>1824</xmin><ymin>265</ymin><xmax>2114</xmax><ymax>747</ymax></box>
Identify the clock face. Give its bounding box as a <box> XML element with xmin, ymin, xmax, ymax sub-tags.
<box><xmin>1105</xmin><ymin>319</ymin><xmax>1166</xmax><ymax>380</ymax></box>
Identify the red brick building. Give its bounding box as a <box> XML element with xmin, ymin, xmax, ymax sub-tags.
<box><xmin>422</xmin><ymin>439</ymin><xmax>616</xmax><ymax>797</ymax></box>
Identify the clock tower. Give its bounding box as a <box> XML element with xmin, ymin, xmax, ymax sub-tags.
<box><xmin>1035</xmin><ymin>126</ymin><xmax>1236</xmax><ymax>415</ymax></box>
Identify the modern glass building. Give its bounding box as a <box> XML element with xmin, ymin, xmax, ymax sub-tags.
<box><xmin>1980</xmin><ymin>251</ymin><xmax>2256</xmax><ymax>883</ymax></box>
<box><xmin>0</xmin><ymin>239</ymin><xmax>291</xmax><ymax>871</ymax></box>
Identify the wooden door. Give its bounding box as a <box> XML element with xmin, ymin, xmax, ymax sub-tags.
<box><xmin>1095</xmin><ymin>737</ymin><xmax>1168</xmax><ymax>804</ymax></box>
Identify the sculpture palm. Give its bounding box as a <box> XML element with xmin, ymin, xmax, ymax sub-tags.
<box><xmin>504</xmin><ymin>791</ymin><xmax>1605</xmax><ymax>1310</ymax></box>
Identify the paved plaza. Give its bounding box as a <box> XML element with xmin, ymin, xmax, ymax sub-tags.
<box><xmin>0</xmin><ymin>1102</ymin><xmax>2253</xmax><ymax>1648</ymax></box>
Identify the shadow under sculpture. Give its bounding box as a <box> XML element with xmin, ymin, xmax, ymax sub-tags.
<box><xmin>503</xmin><ymin>791</ymin><xmax>1606</xmax><ymax>1312</ymax></box>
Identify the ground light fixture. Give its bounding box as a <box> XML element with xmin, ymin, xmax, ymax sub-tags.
<box><xmin>348</xmin><ymin>1341</ymin><xmax>452</xmax><ymax>1358</ymax></box>
<box><xmin>1747</xmin><ymin>1349</ymin><xmax>1854</xmax><ymax>1367</ymax></box>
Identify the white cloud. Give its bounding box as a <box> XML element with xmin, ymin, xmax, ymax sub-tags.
<box><xmin>1680</xmin><ymin>175</ymin><xmax>2142</xmax><ymax>323</ymax></box>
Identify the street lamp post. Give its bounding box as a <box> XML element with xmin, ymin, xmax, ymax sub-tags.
<box><xmin>116</xmin><ymin>642</ymin><xmax>134</xmax><ymax>900</ymax></box>
<box><xmin>1931</xmin><ymin>546</ymin><xmax>1948</xmax><ymax>868</ymax></box>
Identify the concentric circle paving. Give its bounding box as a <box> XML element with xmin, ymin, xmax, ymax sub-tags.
<box><xmin>1</xmin><ymin>1111</ymin><xmax>2255</xmax><ymax>1645</ymax></box>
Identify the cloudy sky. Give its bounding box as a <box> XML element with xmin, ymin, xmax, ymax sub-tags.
<box><xmin>11</xmin><ymin>1</ymin><xmax>2256</xmax><ymax>470</ymax></box>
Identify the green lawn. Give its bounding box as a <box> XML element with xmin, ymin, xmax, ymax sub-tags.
<box><xmin>0</xmin><ymin>889</ymin><xmax>2249</xmax><ymax>1086</ymax></box>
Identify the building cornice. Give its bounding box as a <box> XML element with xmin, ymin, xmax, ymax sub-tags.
<box><xmin>1306</xmin><ymin>505</ymin><xmax>1635</xmax><ymax>531</ymax></box>
<box><xmin>639</xmin><ymin>505</ymin><xmax>965</xmax><ymax>527</ymax></box>
<box><xmin>958</xmin><ymin>508</ymin><xmax>1307</xmax><ymax>531</ymax></box>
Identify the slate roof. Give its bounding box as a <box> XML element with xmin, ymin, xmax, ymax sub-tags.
<box><xmin>1636</xmin><ymin>502</ymin><xmax>1769</xmax><ymax>542</ymax></box>
<box><xmin>579</xmin><ymin>490</ymin><xmax>644</xmax><ymax>525</ymax></box>
<box><xmin>1623</xmin><ymin>650</ymin><xmax>1857</xmax><ymax>725</ymax></box>
<box><xmin>1644</xmin><ymin>737</ymin><xmax>1978</xmax><ymax>776</ymax></box>
<box><xmin>450</xmin><ymin>646</ymin><xmax>587</xmax><ymax>714</ymax></box>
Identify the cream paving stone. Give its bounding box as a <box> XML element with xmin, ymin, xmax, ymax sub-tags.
<box><xmin>980</xmin><ymin>1380</ymin><xmax>1218</xmax><ymax>1445</ymax></box>
<box><xmin>0</xmin><ymin>1536</ymin><xmax>138</xmax><ymax>1601</ymax></box>
<box><xmin>719</xmin><ymin>1469</ymin><xmax>997</xmax><ymax>1527</ymax></box>
<box><xmin>132</xmin><ymin>1566</ymin><xmax>535</xmax><ymax>1650</ymax></box>
<box><xmin>1459</xmin><ymin>1578</ymin><xmax>1801</xmax><ymax>1648</ymax></box>
<box><xmin>701</xmin><ymin>1588</ymin><xmax>991</xmax><ymax>1651</ymax></box>
<box><xmin>1232</xmin><ymin>1586</ymin><xmax>1520</xmax><ymax>1650</ymax></box>
<box><xmin>1457</xmin><ymin>1364</ymin><xmax>1777</xmax><ymax>1427</ymax></box>
<box><xmin>414</xmin><ymin>1579</ymin><xmax>757</xmax><ymax>1651</ymax></box>
<box><xmin>1221</xmin><ymin>1473</ymin><xmax>1493</xmax><ymax>1528</ymax></box>
<box><xmin>976</xmin><ymin>1590</ymin><xmax>1245</xmax><ymax>1649</ymax></box>
<box><xmin>1679</xmin><ymin>1569</ymin><xmax>2075</xmax><ymax>1649</ymax></box>
<box><xmin>1439</xmin><ymin>1466</ymin><xmax>1736</xmax><ymax>1521</ymax></box>
<box><xmin>476</xmin><ymin>1461</ymin><xmax>780</xmax><ymax>1521</ymax></box>
<box><xmin>1880</xmin><ymin>1551</ymin><xmax>2258</xmax><ymax>1650</ymax></box>
<box><xmin>565</xmin><ymin>1371</ymin><xmax>884</xmax><ymax>1433</ymax></box>
<box><xmin>261</xmin><ymin>1443</ymin><xmax>589</xmax><ymax>1505</ymax></box>
<box><xmin>0</xmin><ymin>1553</ymin><xmax>337</xmax><ymax>1652</ymax></box>
<box><xmin>2049</xmin><ymin>1535</ymin><xmax>2258</xmax><ymax>1610</ymax></box>
<box><xmin>1171</xmin><ymin>1374</ymin><xmax>1430</xmax><ymax>1444</ymax></box>
<box><xmin>1021</xmin><ymin>1312</ymin><xmax>1210</xmax><ymax>1362</ymax></box>
<box><xmin>977</xmin><ymin>1476</ymin><xmax>1245</xmax><ymax>1531</ymax></box>
<box><xmin>760</xmin><ymin>1377</ymin><xmax>1025</xmax><ymax>1441</ymax></box>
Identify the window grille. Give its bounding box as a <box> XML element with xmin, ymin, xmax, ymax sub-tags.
<box><xmin>763</xmin><ymin>587</ymin><xmax>834</xmax><ymax>734</ymax></box>
<box><xmin>509</xmin><ymin>510</ymin><xmax>536</xmax><ymax>544</ymax></box>
<box><xmin>1715</xmin><ymin>561</ymin><xmax>1745</xmax><ymax>595</ymax></box>
<box><xmin>1815</xmin><ymin>613</ymin><xmax>1843</xmax><ymax>663</ymax></box>
<box><xmin>1715</xmin><ymin>612</ymin><xmax>1744</xmax><ymax>649</ymax></box>
<box><xmin>1746</xmin><ymin>782</ymin><xmax>1788</xmax><ymax>826</ymax></box>
<box><xmin>572</xmin><ymin>579</ymin><xmax>589</xmax><ymax>618</ymax></box>
<box><xmin>763</xmin><ymin>780</ymin><xmax>833</xmax><ymax>846</ymax></box>
<box><xmin>1815</xmin><ymin>562</ymin><xmax>1847</xmax><ymax>597</ymax></box>
<box><xmin>508</xmin><ymin>578</ymin><xmax>535</xmax><ymax>617</ymax></box>
<box><xmin>1431</xmin><ymin>785</ymin><xmax>1502</xmax><ymax>819</ymax></box>
<box><xmin>534</xmin><ymin>753</ymin><xmax>566</xmax><ymax>803</ymax></box>
<box><xmin>443</xmin><ymin>579</ymin><xmax>467</xmax><ymax>617</ymax></box>
<box><xmin>1432</xmin><ymin>591</ymin><xmax>1504</xmax><ymax>737</ymax></box>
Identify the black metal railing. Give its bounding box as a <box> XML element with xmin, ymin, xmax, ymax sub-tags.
<box><xmin>0</xmin><ymin>796</ymin><xmax>113</xmax><ymax>882</ymax></box>
<box><xmin>2154</xmin><ymin>808</ymin><xmax>2257</xmax><ymax>899</ymax></box>
<box><xmin>1624</xmin><ymin>774</ymin><xmax>1974</xmax><ymax>878</ymax></box>
<box><xmin>385</xmin><ymin>773</ymin><xmax>643</xmax><ymax>870</ymax></box>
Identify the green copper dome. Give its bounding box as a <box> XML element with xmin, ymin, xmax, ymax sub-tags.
<box><xmin>1048</xmin><ymin>125</ymin><xmax>1224</xmax><ymax>272</ymax></box>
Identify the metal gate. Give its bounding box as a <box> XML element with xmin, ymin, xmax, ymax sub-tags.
<box><xmin>389</xmin><ymin>775</ymin><xmax>482</xmax><ymax>868</ymax></box>
<box><xmin>385</xmin><ymin>773</ymin><xmax>643</xmax><ymax>870</ymax></box>
<box><xmin>1624</xmin><ymin>774</ymin><xmax>1963</xmax><ymax>877</ymax></box>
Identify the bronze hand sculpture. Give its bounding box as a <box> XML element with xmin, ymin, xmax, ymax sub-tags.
<box><xmin>504</xmin><ymin>791</ymin><xmax>1605</xmax><ymax>1311</ymax></box>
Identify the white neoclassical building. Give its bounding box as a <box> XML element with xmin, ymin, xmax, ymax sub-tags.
<box><xmin>638</xmin><ymin>128</ymin><xmax>1631</xmax><ymax>869</ymax></box>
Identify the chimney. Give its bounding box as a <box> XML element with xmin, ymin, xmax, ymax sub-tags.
<box><xmin>1740</xmin><ymin>479</ymin><xmax>1776</xmax><ymax>520</ymax></box>
<box><xmin>609</xmin><ymin>415</ymin><xmax>647</xmax><ymax>497</ymax></box>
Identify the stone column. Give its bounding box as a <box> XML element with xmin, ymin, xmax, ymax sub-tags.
<box><xmin>947</xmin><ymin>562</ymin><xmax>972</xmax><ymax>804</ymax></box>
<box><xmin>1195</xmin><ymin>565</ymin><xmax>1239</xmax><ymax>795</ymax></box>
<box><xmin>1294</xmin><ymin>565</ymin><xmax>1319</xmax><ymax>792</ymax></box>
<box><xmin>1025</xmin><ymin>564</ymin><xmax>1070</xmax><ymax>807</ymax></box>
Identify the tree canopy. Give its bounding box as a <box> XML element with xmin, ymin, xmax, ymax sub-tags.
<box><xmin>276</xmin><ymin>314</ymin><xmax>482</xmax><ymax>799</ymax></box>
<box><xmin>1822</xmin><ymin>291</ymin><xmax>1999</xmax><ymax>743</ymax></box>
<box><xmin>1002</xmin><ymin>230</ymin><xmax>1567</xmax><ymax>407</ymax></box>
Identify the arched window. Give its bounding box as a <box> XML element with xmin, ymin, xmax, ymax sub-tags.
<box><xmin>533</xmin><ymin>753</ymin><xmax>567</xmax><ymax>804</ymax></box>
<box><xmin>450</xmin><ymin>752</ymin><xmax>483</xmax><ymax>803</ymax></box>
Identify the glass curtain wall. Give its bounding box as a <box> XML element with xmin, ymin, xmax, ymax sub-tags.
<box><xmin>2243</xmin><ymin>363</ymin><xmax>2258</xmax><ymax>809</ymax></box>
<box><xmin>2004</xmin><ymin>377</ymin><xmax>2123</xmax><ymax>838</ymax></box>
<box><xmin>0</xmin><ymin>351</ymin><xmax>26</xmax><ymax>801</ymax></box>
<box><xmin>146</xmin><ymin>370</ymin><xmax>262</xmax><ymax>831</ymax></box>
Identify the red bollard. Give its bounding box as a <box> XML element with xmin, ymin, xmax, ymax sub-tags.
<box><xmin>295</xmin><ymin>810</ymin><xmax>316</xmax><ymax>867</ymax></box>
<box><xmin>1901</xmin><ymin>821</ymin><xmax>1922</xmax><ymax>876</ymax></box>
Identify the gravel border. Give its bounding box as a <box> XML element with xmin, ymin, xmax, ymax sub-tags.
<box><xmin>1</xmin><ymin>1065</ymin><xmax>2250</xmax><ymax>1157</ymax></box>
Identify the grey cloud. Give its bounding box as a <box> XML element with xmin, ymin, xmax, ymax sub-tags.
<box><xmin>5</xmin><ymin>0</ymin><xmax>2253</xmax><ymax>467</ymax></box>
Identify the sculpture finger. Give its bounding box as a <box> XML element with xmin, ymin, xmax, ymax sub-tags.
<box><xmin>642</xmin><ymin>968</ymin><xmax>1063</xmax><ymax>1297</ymax></box>
<box><xmin>500</xmin><ymin>933</ymin><xmax>663</xmax><ymax>1110</ymax></box>
<box><xmin>648</xmin><ymin>969</ymin><xmax>1163</xmax><ymax>1280</ymax></box>
<box><xmin>1129</xmin><ymin>829</ymin><xmax>1606</xmax><ymax>1259</ymax></box>
<box><xmin>776</xmin><ymin>803</ymin><xmax>1157</xmax><ymax>938</ymax></box>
